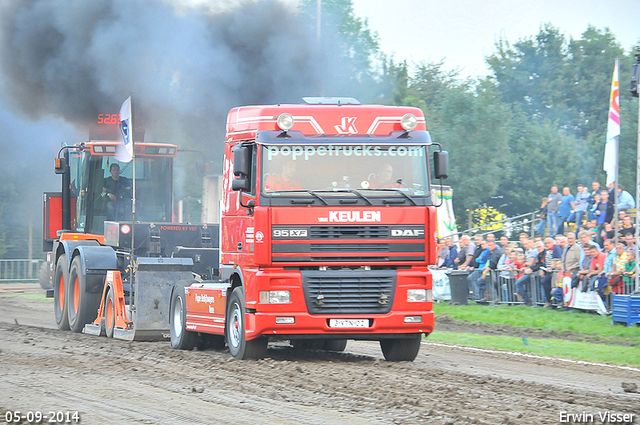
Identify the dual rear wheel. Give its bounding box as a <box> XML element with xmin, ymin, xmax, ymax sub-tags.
<box><xmin>53</xmin><ymin>255</ymin><xmax>69</xmax><ymax>330</ymax></box>
<box><xmin>53</xmin><ymin>254</ymin><xmax>107</xmax><ymax>334</ymax></box>
<box><xmin>67</xmin><ymin>256</ymin><xmax>101</xmax><ymax>333</ymax></box>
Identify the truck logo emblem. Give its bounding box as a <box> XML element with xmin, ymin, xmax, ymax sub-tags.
<box><xmin>327</xmin><ymin>211</ymin><xmax>381</xmax><ymax>223</ymax></box>
<box><xmin>255</xmin><ymin>231</ymin><xmax>264</xmax><ymax>243</ymax></box>
<box><xmin>334</xmin><ymin>117</ymin><xmax>358</xmax><ymax>134</ymax></box>
<box><xmin>391</xmin><ymin>229</ymin><xmax>425</xmax><ymax>237</ymax></box>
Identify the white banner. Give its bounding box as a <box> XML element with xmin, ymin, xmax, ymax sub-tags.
<box><xmin>431</xmin><ymin>270</ymin><xmax>451</xmax><ymax>301</ymax></box>
<box><xmin>562</xmin><ymin>275</ymin><xmax>608</xmax><ymax>315</ymax></box>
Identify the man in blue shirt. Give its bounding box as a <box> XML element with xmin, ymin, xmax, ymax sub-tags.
<box><xmin>568</xmin><ymin>184</ymin><xmax>589</xmax><ymax>236</ymax></box>
<box><xmin>541</xmin><ymin>237</ymin><xmax>563</xmax><ymax>308</ymax></box>
<box><xmin>443</xmin><ymin>238</ymin><xmax>458</xmax><ymax>269</ymax></box>
<box><xmin>557</xmin><ymin>187</ymin><xmax>575</xmax><ymax>236</ymax></box>
<box><xmin>616</xmin><ymin>184</ymin><xmax>636</xmax><ymax>211</ymax></box>
<box><xmin>547</xmin><ymin>185</ymin><xmax>563</xmax><ymax>237</ymax></box>
<box><xmin>595</xmin><ymin>191</ymin><xmax>614</xmax><ymax>246</ymax></box>
<box><xmin>587</xmin><ymin>181</ymin><xmax>601</xmax><ymax>221</ymax></box>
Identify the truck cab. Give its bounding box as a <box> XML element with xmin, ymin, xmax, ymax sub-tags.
<box><xmin>175</xmin><ymin>98</ymin><xmax>449</xmax><ymax>361</ymax></box>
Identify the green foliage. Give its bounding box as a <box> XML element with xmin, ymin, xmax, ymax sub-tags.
<box><xmin>298</xmin><ymin>0</ymin><xmax>381</xmax><ymax>101</ymax></box>
<box><xmin>470</xmin><ymin>206</ymin><xmax>504</xmax><ymax>230</ymax></box>
<box><xmin>485</xmin><ymin>24</ymin><xmax>638</xmax><ymax>200</ymax></box>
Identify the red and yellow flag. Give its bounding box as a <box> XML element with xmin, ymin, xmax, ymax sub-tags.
<box><xmin>603</xmin><ymin>59</ymin><xmax>619</xmax><ymax>186</ymax></box>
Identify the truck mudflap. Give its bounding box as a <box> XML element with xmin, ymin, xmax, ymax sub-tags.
<box><xmin>84</xmin><ymin>257</ymin><xmax>194</xmax><ymax>341</ymax></box>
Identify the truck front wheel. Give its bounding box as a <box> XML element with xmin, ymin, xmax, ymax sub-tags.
<box><xmin>226</xmin><ymin>288</ymin><xmax>267</xmax><ymax>360</ymax></box>
<box><xmin>169</xmin><ymin>284</ymin><xmax>197</xmax><ymax>350</ymax></box>
<box><xmin>379</xmin><ymin>334</ymin><xmax>422</xmax><ymax>361</ymax></box>
<box><xmin>53</xmin><ymin>255</ymin><xmax>70</xmax><ymax>330</ymax></box>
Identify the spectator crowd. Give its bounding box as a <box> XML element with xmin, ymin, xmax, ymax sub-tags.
<box><xmin>435</xmin><ymin>182</ymin><xmax>638</xmax><ymax>308</ymax></box>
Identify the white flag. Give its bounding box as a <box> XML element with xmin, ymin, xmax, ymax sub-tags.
<box><xmin>603</xmin><ymin>60</ymin><xmax>619</xmax><ymax>186</ymax></box>
<box><xmin>118</xmin><ymin>96</ymin><xmax>133</xmax><ymax>162</ymax></box>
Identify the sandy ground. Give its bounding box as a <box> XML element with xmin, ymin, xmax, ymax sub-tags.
<box><xmin>0</xmin><ymin>283</ymin><xmax>639</xmax><ymax>425</ymax></box>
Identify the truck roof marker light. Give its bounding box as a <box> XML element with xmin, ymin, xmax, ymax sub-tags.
<box><xmin>401</xmin><ymin>113</ymin><xmax>418</xmax><ymax>131</ymax></box>
<box><xmin>105</xmin><ymin>145</ymin><xmax>117</xmax><ymax>153</ymax></box>
<box><xmin>277</xmin><ymin>113</ymin><xmax>294</xmax><ymax>131</ymax></box>
<box><xmin>94</xmin><ymin>145</ymin><xmax>104</xmax><ymax>153</ymax></box>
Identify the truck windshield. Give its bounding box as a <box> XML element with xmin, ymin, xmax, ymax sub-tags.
<box><xmin>261</xmin><ymin>144</ymin><xmax>429</xmax><ymax>196</ymax></box>
<box><xmin>74</xmin><ymin>154</ymin><xmax>173</xmax><ymax>234</ymax></box>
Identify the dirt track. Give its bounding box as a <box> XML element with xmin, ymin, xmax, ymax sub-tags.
<box><xmin>1</xmin><ymin>284</ymin><xmax>639</xmax><ymax>425</ymax></box>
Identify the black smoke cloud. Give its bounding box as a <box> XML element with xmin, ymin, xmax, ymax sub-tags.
<box><xmin>0</xmin><ymin>0</ymin><xmax>324</xmax><ymax>146</ymax></box>
<box><xmin>0</xmin><ymin>0</ymin><xmax>337</xmax><ymax>256</ymax></box>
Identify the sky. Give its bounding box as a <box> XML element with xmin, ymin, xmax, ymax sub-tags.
<box><xmin>350</xmin><ymin>0</ymin><xmax>639</xmax><ymax>78</ymax></box>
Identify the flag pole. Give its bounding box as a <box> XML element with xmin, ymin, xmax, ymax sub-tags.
<box><xmin>636</xmin><ymin>97</ymin><xmax>640</xmax><ymax>293</ymax></box>
<box><xmin>130</xmin><ymin>95</ymin><xmax>136</xmax><ymax>314</ymax></box>
<box><xmin>614</xmin><ymin>136</ymin><xmax>619</xmax><ymax>248</ymax></box>
<box><xmin>636</xmin><ymin>74</ymin><xmax>640</xmax><ymax>294</ymax></box>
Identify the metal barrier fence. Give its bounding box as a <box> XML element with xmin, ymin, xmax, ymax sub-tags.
<box><xmin>0</xmin><ymin>259</ymin><xmax>43</xmax><ymax>282</ymax></box>
<box><xmin>463</xmin><ymin>268</ymin><xmax>636</xmax><ymax>310</ymax></box>
<box><xmin>439</xmin><ymin>209</ymin><xmax>541</xmax><ymax>240</ymax></box>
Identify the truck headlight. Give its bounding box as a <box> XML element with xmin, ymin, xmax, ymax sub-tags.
<box><xmin>401</xmin><ymin>113</ymin><xmax>417</xmax><ymax>131</ymax></box>
<box><xmin>260</xmin><ymin>290</ymin><xmax>291</xmax><ymax>304</ymax></box>
<box><xmin>277</xmin><ymin>113</ymin><xmax>294</xmax><ymax>131</ymax></box>
<box><xmin>407</xmin><ymin>289</ymin><xmax>432</xmax><ymax>302</ymax></box>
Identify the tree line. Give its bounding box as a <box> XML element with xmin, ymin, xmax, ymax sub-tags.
<box><xmin>300</xmin><ymin>1</ymin><xmax>639</xmax><ymax>225</ymax></box>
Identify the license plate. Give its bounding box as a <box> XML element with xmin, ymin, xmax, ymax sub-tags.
<box><xmin>329</xmin><ymin>319</ymin><xmax>369</xmax><ymax>328</ymax></box>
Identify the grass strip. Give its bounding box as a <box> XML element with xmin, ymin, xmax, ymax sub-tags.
<box><xmin>434</xmin><ymin>302</ymin><xmax>640</xmax><ymax>341</ymax></box>
<box><xmin>427</xmin><ymin>331</ymin><xmax>640</xmax><ymax>368</ymax></box>
<box><xmin>0</xmin><ymin>293</ymin><xmax>48</xmax><ymax>300</ymax></box>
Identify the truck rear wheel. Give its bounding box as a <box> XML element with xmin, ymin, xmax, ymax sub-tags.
<box><xmin>292</xmin><ymin>339</ymin><xmax>347</xmax><ymax>352</ymax></box>
<box><xmin>53</xmin><ymin>255</ymin><xmax>70</xmax><ymax>330</ymax></box>
<box><xmin>199</xmin><ymin>333</ymin><xmax>226</xmax><ymax>350</ymax></box>
<box><xmin>170</xmin><ymin>285</ymin><xmax>197</xmax><ymax>350</ymax></box>
<box><xmin>379</xmin><ymin>334</ymin><xmax>422</xmax><ymax>361</ymax></box>
<box><xmin>323</xmin><ymin>339</ymin><xmax>347</xmax><ymax>352</ymax></box>
<box><xmin>226</xmin><ymin>288</ymin><xmax>267</xmax><ymax>360</ymax></box>
<box><xmin>67</xmin><ymin>256</ymin><xmax>102</xmax><ymax>333</ymax></box>
<box><xmin>39</xmin><ymin>262</ymin><xmax>50</xmax><ymax>290</ymax></box>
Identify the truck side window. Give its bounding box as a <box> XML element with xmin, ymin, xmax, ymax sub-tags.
<box><xmin>248</xmin><ymin>144</ymin><xmax>257</xmax><ymax>196</ymax></box>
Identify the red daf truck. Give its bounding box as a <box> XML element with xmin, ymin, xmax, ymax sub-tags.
<box><xmin>170</xmin><ymin>97</ymin><xmax>449</xmax><ymax>361</ymax></box>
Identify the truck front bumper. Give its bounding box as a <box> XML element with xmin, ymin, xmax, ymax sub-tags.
<box><xmin>246</xmin><ymin>310</ymin><xmax>434</xmax><ymax>340</ymax></box>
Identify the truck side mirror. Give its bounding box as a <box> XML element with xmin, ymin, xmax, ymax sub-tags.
<box><xmin>232</xmin><ymin>144</ymin><xmax>251</xmax><ymax>177</ymax></box>
<box><xmin>55</xmin><ymin>157</ymin><xmax>67</xmax><ymax>174</ymax></box>
<box><xmin>196</xmin><ymin>161</ymin><xmax>212</xmax><ymax>177</ymax></box>
<box><xmin>434</xmin><ymin>151</ymin><xmax>449</xmax><ymax>180</ymax></box>
<box><xmin>232</xmin><ymin>177</ymin><xmax>250</xmax><ymax>192</ymax></box>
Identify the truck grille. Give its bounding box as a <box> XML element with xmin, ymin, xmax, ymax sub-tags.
<box><xmin>271</xmin><ymin>225</ymin><xmax>426</xmax><ymax>264</ymax></box>
<box><xmin>301</xmin><ymin>270</ymin><xmax>396</xmax><ymax>315</ymax></box>
<box><xmin>310</xmin><ymin>226</ymin><xmax>389</xmax><ymax>239</ymax></box>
